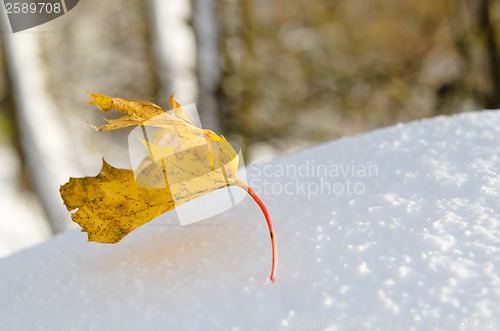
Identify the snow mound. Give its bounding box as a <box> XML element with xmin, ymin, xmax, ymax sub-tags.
<box><xmin>2</xmin><ymin>111</ymin><xmax>500</xmax><ymax>330</ymax></box>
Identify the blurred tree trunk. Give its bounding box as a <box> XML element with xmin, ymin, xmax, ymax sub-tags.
<box><xmin>478</xmin><ymin>0</ymin><xmax>500</xmax><ymax>108</ymax></box>
<box><xmin>1</xmin><ymin>31</ymin><xmax>75</xmax><ymax>233</ymax></box>
<box><xmin>448</xmin><ymin>0</ymin><xmax>500</xmax><ymax>110</ymax></box>
<box><xmin>193</xmin><ymin>0</ymin><xmax>221</xmax><ymax>131</ymax></box>
<box><xmin>148</xmin><ymin>0</ymin><xmax>198</xmax><ymax>106</ymax></box>
<box><xmin>218</xmin><ymin>0</ymin><xmax>257</xmax><ymax>159</ymax></box>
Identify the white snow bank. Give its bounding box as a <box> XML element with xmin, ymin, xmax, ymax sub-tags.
<box><xmin>2</xmin><ymin>111</ymin><xmax>500</xmax><ymax>330</ymax></box>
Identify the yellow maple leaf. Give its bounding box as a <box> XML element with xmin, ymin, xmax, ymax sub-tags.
<box><xmin>60</xmin><ymin>93</ymin><xmax>277</xmax><ymax>282</ymax></box>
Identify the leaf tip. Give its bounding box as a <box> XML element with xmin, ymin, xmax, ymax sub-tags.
<box><xmin>86</xmin><ymin>118</ymin><xmax>100</xmax><ymax>131</ymax></box>
<box><xmin>85</xmin><ymin>90</ymin><xmax>97</xmax><ymax>105</ymax></box>
<box><xmin>101</xmin><ymin>158</ymin><xmax>113</xmax><ymax>171</ymax></box>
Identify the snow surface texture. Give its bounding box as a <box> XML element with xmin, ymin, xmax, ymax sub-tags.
<box><xmin>2</xmin><ymin>111</ymin><xmax>500</xmax><ymax>330</ymax></box>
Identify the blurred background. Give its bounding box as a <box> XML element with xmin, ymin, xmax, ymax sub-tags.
<box><xmin>1</xmin><ymin>0</ymin><xmax>500</xmax><ymax>257</ymax></box>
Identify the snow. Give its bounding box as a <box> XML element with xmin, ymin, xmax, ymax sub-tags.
<box><xmin>2</xmin><ymin>111</ymin><xmax>500</xmax><ymax>330</ymax></box>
